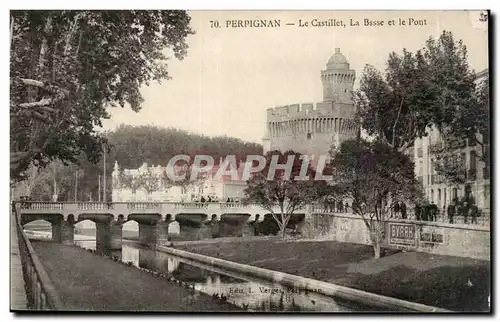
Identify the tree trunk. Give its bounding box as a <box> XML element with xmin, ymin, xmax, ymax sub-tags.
<box><xmin>370</xmin><ymin>229</ymin><xmax>381</xmax><ymax>259</ymax></box>
<box><xmin>281</xmin><ymin>226</ymin><xmax>286</xmax><ymax>240</ymax></box>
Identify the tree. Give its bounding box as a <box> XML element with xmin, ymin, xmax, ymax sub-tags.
<box><xmin>355</xmin><ymin>31</ymin><xmax>479</xmax><ymax>155</ymax></box>
<box><xmin>243</xmin><ymin>150</ymin><xmax>330</xmax><ymax>240</ymax></box>
<box><xmin>330</xmin><ymin>139</ymin><xmax>422</xmax><ymax>258</ymax></box>
<box><xmin>136</xmin><ymin>168</ymin><xmax>161</xmax><ymax>196</ymax></box>
<box><xmin>431</xmin><ymin>74</ymin><xmax>490</xmax><ymax>183</ymax></box>
<box><xmin>117</xmin><ymin>170</ymin><xmax>142</xmax><ymax>194</ymax></box>
<box><xmin>106</xmin><ymin>124</ymin><xmax>263</xmax><ymax>169</ymax></box>
<box><xmin>10</xmin><ymin>10</ymin><xmax>194</xmax><ymax>181</ymax></box>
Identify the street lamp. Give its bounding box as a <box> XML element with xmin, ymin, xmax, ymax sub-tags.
<box><xmin>103</xmin><ymin>142</ymin><xmax>108</xmax><ymax>202</ymax></box>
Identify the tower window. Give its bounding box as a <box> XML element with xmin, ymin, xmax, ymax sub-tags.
<box><xmin>307</xmin><ymin>133</ymin><xmax>312</xmax><ymax>140</ymax></box>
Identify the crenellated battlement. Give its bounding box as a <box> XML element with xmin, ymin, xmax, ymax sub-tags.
<box><xmin>263</xmin><ymin>47</ymin><xmax>358</xmax><ymax>155</ymax></box>
<box><xmin>266</xmin><ymin>101</ymin><xmax>355</xmax><ymax>121</ymax></box>
<box><xmin>267</xmin><ymin>102</ymin><xmax>319</xmax><ymax>118</ymax></box>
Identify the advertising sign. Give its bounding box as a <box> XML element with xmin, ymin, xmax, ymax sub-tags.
<box><xmin>389</xmin><ymin>223</ymin><xmax>416</xmax><ymax>246</ymax></box>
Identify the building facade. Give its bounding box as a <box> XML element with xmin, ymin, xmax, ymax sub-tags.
<box><xmin>413</xmin><ymin>69</ymin><xmax>490</xmax><ymax>211</ymax></box>
<box><xmin>262</xmin><ymin>48</ymin><xmax>358</xmax><ymax>158</ymax></box>
<box><xmin>111</xmin><ymin>161</ymin><xmax>248</xmax><ymax>203</ymax></box>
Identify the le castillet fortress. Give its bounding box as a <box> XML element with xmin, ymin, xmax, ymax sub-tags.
<box><xmin>262</xmin><ymin>48</ymin><xmax>359</xmax><ymax>157</ymax></box>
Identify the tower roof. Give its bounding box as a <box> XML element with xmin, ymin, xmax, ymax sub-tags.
<box><xmin>326</xmin><ymin>48</ymin><xmax>350</xmax><ymax>70</ymax></box>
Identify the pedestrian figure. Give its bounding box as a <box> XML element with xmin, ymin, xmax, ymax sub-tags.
<box><xmin>400</xmin><ymin>202</ymin><xmax>407</xmax><ymax>219</ymax></box>
<box><xmin>422</xmin><ymin>204</ymin><xmax>429</xmax><ymax>221</ymax></box>
<box><xmin>470</xmin><ymin>204</ymin><xmax>478</xmax><ymax>224</ymax></box>
<box><xmin>462</xmin><ymin>201</ymin><xmax>469</xmax><ymax>224</ymax></box>
<box><xmin>201</xmin><ymin>196</ymin><xmax>206</xmax><ymax>203</ymax></box>
<box><xmin>337</xmin><ymin>200</ymin><xmax>343</xmax><ymax>213</ymax></box>
<box><xmin>323</xmin><ymin>198</ymin><xmax>329</xmax><ymax>213</ymax></box>
<box><xmin>429</xmin><ymin>202</ymin><xmax>438</xmax><ymax>222</ymax></box>
<box><xmin>393</xmin><ymin>202</ymin><xmax>400</xmax><ymax>218</ymax></box>
<box><xmin>329</xmin><ymin>200</ymin><xmax>334</xmax><ymax>213</ymax></box>
<box><xmin>339</xmin><ymin>201</ymin><xmax>344</xmax><ymax>213</ymax></box>
<box><xmin>447</xmin><ymin>203</ymin><xmax>455</xmax><ymax>224</ymax></box>
<box><xmin>227</xmin><ymin>197</ymin><xmax>231</xmax><ymax>203</ymax></box>
<box><xmin>415</xmin><ymin>205</ymin><xmax>422</xmax><ymax>221</ymax></box>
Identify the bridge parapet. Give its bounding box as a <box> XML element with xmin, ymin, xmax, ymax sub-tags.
<box><xmin>127</xmin><ymin>202</ymin><xmax>161</xmax><ymax>212</ymax></box>
<box><xmin>78</xmin><ymin>202</ymin><xmax>114</xmax><ymax>211</ymax></box>
<box><xmin>19</xmin><ymin>202</ymin><xmax>64</xmax><ymax>211</ymax></box>
<box><xmin>16</xmin><ymin>201</ymin><xmax>313</xmax><ymax>223</ymax></box>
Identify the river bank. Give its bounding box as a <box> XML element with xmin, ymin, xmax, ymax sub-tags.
<box><xmin>30</xmin><ymin>240</ymin><xmax>242</xmax><ymax>311</ymax></box>
<box><xmin>174</xmin><ymin>239</ymin><xmax>490</xmax><ymax>312</ymax></box>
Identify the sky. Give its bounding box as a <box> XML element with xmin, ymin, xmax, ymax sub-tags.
<box><xmin>100</xmin><ymin>10</ymin><xmax>489</xmax><ymax>144</ymax></box>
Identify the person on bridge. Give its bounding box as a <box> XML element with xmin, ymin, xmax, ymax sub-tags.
<box><xmin>338</xmin><ymin>201</ymin><xmax>344</xmax><ymax>213</ymax></box>
<box><xmin>393</xmin><ymin>202</ymin><xmax>400</xmax><ymax>218</ymax></box>
<box><xmin>462</xmin><ymin>201</ymin><xmax>469</xmax><ymax>224</ymax></box>
<box><xmin>400</xmin><ymin>202</ymin><xmax>407</xmax><ymax>219</ymax></box>
<box><xmin>201</xmin><ymin>196</ymin><xmax>206</xmax><ymax>203</ymax></box>
<box><xmin>470</xmin><ymin>204</ymin><xmax>479</xmax><ymax>224</ymax></box>
<box><xmin>447</xmin><ymin>202</ymin><xmax>456</xmax><ymax>224</ymax></box>
<box><xmin>414</xmin><ymin>204</ymin><xmax>422</xmax><ymax>221</ymax></box>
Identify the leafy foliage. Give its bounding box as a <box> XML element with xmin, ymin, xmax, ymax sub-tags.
<box><xmin>107</xmin><ymin>124</ymin><xmax>263</xmax><ymax>169</ymax></box>
<box><xmin>10</xmin><ymin>10</ymin><xmax>194</xmax><ymax>181</ymax></box>
<box><xmin>14</xmin><ymin>124</ymin><xmax>262</xmax><ymax>201</ymax></box>
<box><xmin>330</xmin><ymin>139</ymin><xmax>422</xmax><ymax>258</ymax></box>
<box><xmin>430</xmin><ymin>74</ymin><xmax>490</xmax><ymax>183</ymax></box>
<box><xmin>243</xmin><ymin>150</ymin><xmax>330</xmax><ymax>239</ymax></box>
<box><xmin>355</xmin><ymin>31</ymin><xmax>480</xmax><ymax>154</ymax></box>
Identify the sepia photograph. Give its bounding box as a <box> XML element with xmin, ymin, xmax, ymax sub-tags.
<box><xmin>9</xmin><ymin>8</ymin><xmax>491</xmax><ymax>313</ymax></box>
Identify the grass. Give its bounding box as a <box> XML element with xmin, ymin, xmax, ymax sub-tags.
<box><xmin>176</xmin><ymin>240</ymin><xmax>490</xmax><ymax>312</ymax></box>
<box><xmin>31</xmin><ymin>240</ymin><xmax>242</xmax><ymax>311</ymax></box>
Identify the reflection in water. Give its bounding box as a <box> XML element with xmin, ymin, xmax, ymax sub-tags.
<box><xmin>72</xmin><ymin>238</ymin><xmax>368</xmax><ymax>312</ymax></box>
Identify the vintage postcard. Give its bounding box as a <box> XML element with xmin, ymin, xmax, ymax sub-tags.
<box><xmin>10</xmin><ymin>10</ymin><xmax>490</xmax><ymax>313</ymax></box>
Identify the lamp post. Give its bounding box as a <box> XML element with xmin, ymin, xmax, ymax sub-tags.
<box><xmin>103</xmin><ymin>143</ymin><xmax>107</xmax><ymax>202</ymax></box>
<box><xmin>74</xmin><ymin>170</ymin><xmax>79</xmax><ymax>201</ymax></box>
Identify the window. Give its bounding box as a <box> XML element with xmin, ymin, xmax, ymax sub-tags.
<box><xmin>470</xmin><ymin>151</ymin><xmax>477</xmax><ymax>170</ymax></box>
<box><xmin>417</xmin><ymin>148</ymin><xmax>423</xmax><ymax>158</ymax></box>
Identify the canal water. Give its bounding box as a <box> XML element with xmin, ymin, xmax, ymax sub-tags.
<box><xmin>78</xmin><ymin>239</ymin><xmax>385</xmax><ymax>312</ymax></box>
<box><xmin>26</xmin><ymin>229</ymin><xmax>383</xmax><ymax>312</ymax></box>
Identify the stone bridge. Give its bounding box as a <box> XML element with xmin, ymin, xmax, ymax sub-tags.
<box><xmin>15</xmin><ymin>201</ymin><xmax>314</xmax><ymax>252</ymax></box>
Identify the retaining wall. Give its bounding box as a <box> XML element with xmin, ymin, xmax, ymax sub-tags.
<box><xmin>157</xmin><ymin>246</ymin><xmax>450</xmax><ymax>312</ymax></box>
<box><xmin>306</xmin><ymin>213</ymin><xmax>490</xmax><ymax>260</ymax></box>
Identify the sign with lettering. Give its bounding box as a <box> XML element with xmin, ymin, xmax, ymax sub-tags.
<box><xmin>419</xmin><ymin>226</ymin><xmax>445</xmax><ymax>244</ymax></box>
<box><xmin>389</xmin><ymin>223</ymin><xmax>416</xmax><ymax>246</ymax></box>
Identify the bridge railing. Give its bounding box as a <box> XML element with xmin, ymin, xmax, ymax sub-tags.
<box><xmin>220</xmin><ymin>202</ymin><xmax>249</xmax><ymax>209</ymax></box>
<box><xmin>127</xmin><ymin>202</ymin><xmax>161</xmax><ymax>211</ymax></box>
<box><xmin>77</xmin><ymin>202</ymin><xmax>114</xmax><ymax>210</ymax></box>
<box><xmin>19</xmin><ymin>202</ymin><xmax>64</xmax><ymax>210</ymax></box>
<box><xmin>12</xmin><ymin>202</ymin><xmax>64</xmax><ymax>310</ymax></box>
<box><xmin>173</xmin><ymin>202</ymin><xmax>209</xmax><ymax>209</ymax></box>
